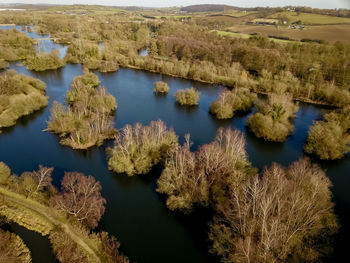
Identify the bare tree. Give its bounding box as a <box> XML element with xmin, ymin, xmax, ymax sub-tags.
<box><xmin>210</xmin><ymin>158</ymin><xmax>338</xmax><ymax>263</ymax></box>
<box><xmin>31</xmin><ymin>165</ymin><xmax>54</xmax><ymax>196</ymax></box>
<box><xmin>52</xmin><ymin>172</ymin><xmax>106</xmax><ymax>229</ymax></box>
<box><xmin>157</xmin><ymin>128</ymin><xmax>252</xmax><ymax>211</ymax></box>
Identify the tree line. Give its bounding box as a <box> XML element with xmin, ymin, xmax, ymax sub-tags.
<box><xmin>1</xmin><ymin>12</ymin><xmax>349</xmax><ymax>108</ymax></box>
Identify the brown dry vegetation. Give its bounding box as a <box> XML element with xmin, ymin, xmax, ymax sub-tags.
<box><xmin>157</xmin><ymin>127</ymin><xmax>337</xmax><ymax>262</ymax></box>
<box><xmin>0</xmin><ymin>28</ymin><xmax>35</xmax><ymax>62</ymax></box>
<box><xmin>24</xmin><ymin>49</ymin><xmax>66</xmax><ymax>71</ymax></box>
<box><xmin>0</xmin><ymin>11</ymin><xmax>349</xmax><ymax>107</ymax></box>
<box><xmin>157</xmin><ymin>128</ymin><xmax>254</xmax><ymax>211</ymax></box>
<box><xmin>210</xmin><ymin>158</ymin><xmax>338</xmax><ymax>263</ymax></box>
<box><xmin>52</xmin><ymin>172</ymin><xmax>106</xmax><ymax>229</ymax></box>
<box><xmin>305</xmin><ymin>106</ymin><xmax>350</xmax><ymax>160</ymax></box>
<box><xmin>0</xmin><ymin>163</ymin><xmax>129</xmax><ymax>263</ymax></box>
<box><xmin>0</xmin><ymin>70</ymin><xmax>48</xmax><ymax>131</ymax></box>
<box><xmin>47</xmin><ymin>72</ymin><xmax>117</xmax><ymax>149</ymax></box>
<box><xmin>107</xmin><ymin>120</ymin><xmax>178</xmax><ymax>176</ymax></box>
<box><xmin>153</xmin><ymin>81</ymin><xmax>170</xmax><ymax>94</ymax></box>
<box><xmin>174</xmin><ymin>87</ymin><xmax>200</xmax><ymax>106</ymax></box>
<box><xmin>209</xmin><ymin>87</ymin><xmax>256</xmax><ymax>119</ymax></box>
<box><xmin>0</xmin><ymin>229</ymin><xmax>31</xmax><ymax>263</ymax></box>
<box><xmin>247</xmin><ymin>93</ymin><xmax>299</xmax><ymax>142</ymax></box>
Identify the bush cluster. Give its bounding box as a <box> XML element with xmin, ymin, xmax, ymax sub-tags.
<box><xmin>0</xmin><ymin>28</ymin><xmax>35</xmax><ymax>62</ymax></box>
<box><xmin>209</xmin><ymin>88</ymin><xmax>256</xmax><ymax>119</ymax></box>
<box><xmin>247</xmin><ymin>93</ymin><xmax>299</xmax><ymax>142</ymax></box>
<box><xmin>174</xmin><ymin>87</ymin><xmax>200</xmax><ymax>106</ymax></box>
<box><xmin>47</xmin><ymin>72</ymin><xmax>117</xmax><ymax>149</ymax></box>
<box><xmin>107</xmin><ymin>120</ymin><xmax>178</xmax><ymax>176</ymax></box>
<box><xmin>0</xmin><ymin>70</ymin><xmax>48</xmax><ymax>131</ymax></box>
<box><xmin>305</xmin><ymin>107</ymin><xmax>350</xmax><ymax>160</ymax></box>
<box><xmin>157</xmin><ymin>128</ymin><xmax>253</xmax><ymax>211</ymax></box>
<box><xmin>24</xmin><ymin>49</ymin><xmax>66</xmax><ymax>71</ymax></box>
<box><xmin>0</xmin><ymin>229</ymin><xmax>32</xmax><ymax>263</ymax></box>
<box><xmin>153</xmin><ymin>81</ymin><xmax>170</xmax><ymax>94</ymax></box>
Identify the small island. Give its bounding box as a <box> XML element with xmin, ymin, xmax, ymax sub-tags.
<box><xmin>0</xmin><ymin>69</ymin><xmax>48</xmax><ymax>132</ymax></box>
<box><xmin>153</xmin><ymin>81</ymin><xmax>170</xmax><ymax>94</ymax></box>
<box><xmin>174</xmin><ymin>87</ymin><xmax>200</xmax><ymax>106</ymax></box>
<box><xmin>107</xmin><ymin>120</ymin><xmax>178</xmax><ymax>176</ymax></box>
<box><xmin>209</xmin><ymin>88</ymin><xmax>256</xmax><ymax>119</ymax></box>
<box><xmin>47</xmin><ymin>72</ymin><xmax>117</xmax><ymax>149</ymax></box>
<box><xmin>247</xmin><ymin>93</ymin><xmax>298</xmax><ymax>142</ymax></box>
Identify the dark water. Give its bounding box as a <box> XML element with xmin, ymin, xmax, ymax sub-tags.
<box><xmin>0</xmin><ymin>61</ymin><xmax>349</xmax><ymax>262</ymax></box>
<box><xmin>1</xmin><ymin>223</ymin><xmax>57</xmax><ymax>263</ymax></box>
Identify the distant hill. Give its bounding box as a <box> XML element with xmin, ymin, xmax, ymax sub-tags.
<box><xmin>180</xmin><ymin>4</ymin><xmax>237</xmax><ymax>12</ymax></box>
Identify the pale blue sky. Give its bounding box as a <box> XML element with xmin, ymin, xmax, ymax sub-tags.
<box><xmin>2</xmin><ymin>0</ymin><xmax>350</xmax><ymax>9</ymax></box>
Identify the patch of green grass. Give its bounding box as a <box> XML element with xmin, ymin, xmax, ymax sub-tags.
<box><xmin>213</xmin><ymin>30</ymin><xmax>297</xmax><ymax>43</ymax></box>
<box><xmin>214</xmin><ymin>30</ymin><xmax>251</xmax><ymax>38</ymax></box>
<box><xmin>270</xmin><ymin>11</ymin><xmax>350</xmax><ymax>25</ymax></box>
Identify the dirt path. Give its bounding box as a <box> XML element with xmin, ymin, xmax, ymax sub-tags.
<box><xmin>0</xmin><ymin>188</ymin><xmax>101</xmax><ymax>263</ymax></box>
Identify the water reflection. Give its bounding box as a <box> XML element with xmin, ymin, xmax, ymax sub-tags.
<box><xmin>0</xmin><ymin>63</ymin><xmax>349</xmax><ymax>262</ymax></box>
<box><xmin>139</xmin><ymin>48</ymin><xmax>149</xmax><ymax>56</ymax></box>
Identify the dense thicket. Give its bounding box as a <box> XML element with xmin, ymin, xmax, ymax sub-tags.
<box><xmin>2</xmin><ymin>12</ymin><xmax>348</xmax><ymax>106</ymax></box>
<box><xmin>0</xmin><ymin>59</ymin><xmax>9</xmax><ymax>70</ymax></box>
<box><xmin>0</xmin><ymin>229</ymin><xmax>31</xmax><ymax>263</ymax></box>
<box><xmin>0</xmin><ymin>29</ymin><xmax>35</xmax><ymax>62</ymax></box>
<box><xmin>174</xmin><ymin>87</ymin><xmax>200</xmax><ymax>106</ymax></box>
<box><xmin>0</xmin><ymin>163</ymin><xmax>129</xmax><ymax>263</ymax></box>
<box><xmin>52</xmin><ymin>172</ymin><xmax>106</xmax><ymax>228</ymax></box>
<box><xmin>154</xmin><ymin>22</ymin><xmax>350</xmax><ymax>106</ymax></box>
<box><xmin>157</xmin><ymin>127</ymin><xmax>337</xmax><ymax>262</ymax></box>
<box><xmin>210</xmin><ymin>88</ymin><xmax>256</xmax><ymax>119</ymax></box>
<box><xmin>0</xmin><ymin>70</ymin><xmax>48</xmax><ymax>131</ymax></box>
<box><xmin>305</xmin><ymin>107</ymin><xmax>350</xmax><ymax>160</ymax></box>
<box><xmin>210</xmin><ymin>158</ymin><xmax>338</xmax><ymax>263</ymax></box>
<box><xmin>24</xmin><ymin>49</ymin><xmax>65</xmax><ymax>71</ymax></box>
<box><xmin>0</xmin><ymin>162</ymin><xmax>11</xmax><ymax>184</ymax></box>
<box><xmin>107</xmin><ymin>120</ymin><xmax>178</xmax><ymax>176</ymax></box>
<box><xmin>47</xmin><ymin>72</ymin><xmax>117</xmax><ymax>149</ymax></box>
<box><xmin>153</xmin><ymin>81</ymin><xmax>169</xmax><ymax>94</ymax></box>
<box><xmin>157</xmin><ymin>128</ymin><xmax>254</xmax><ymax>211</ymax></box>
<box><xmin>247</xmin><ymin>93</ymin><xmax>299</xmax><ymax>142</ymax></box>
<box><xmin>49</xmin><ymin>230</ymin><xmax>89</xmax><ymax>263</ymax></box>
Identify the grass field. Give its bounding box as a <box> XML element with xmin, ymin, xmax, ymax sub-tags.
<box><xmin>269</xmin><ymin>11</ymin><xmax>350</xmax><ymax>25</ymax></box>
<box><xmin>214</xmin><ymin>30</ymin><xmax>297</xmax><ymax>43</ymax></box>
<box><xmin>226</xmin><ymin>24</ymin><xmax>350</xmax><ymax>43</ymax></box>
<box><xmin>214</xmin><ymin>30</ymin><xmax>251</xmax><ymax>38</ymax></box>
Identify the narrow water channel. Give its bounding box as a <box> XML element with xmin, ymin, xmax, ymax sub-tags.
<box><xmin>1</xmin><ymin>223</ymin><xmax>57</xmax><ymax>263</ymax></box>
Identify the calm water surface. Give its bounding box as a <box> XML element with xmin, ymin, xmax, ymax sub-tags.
<box><xmin>0</xmin><ymin>49</ymin><xmax>349</xmax><ymax>262</ymax></box>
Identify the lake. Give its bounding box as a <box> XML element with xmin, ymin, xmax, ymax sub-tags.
<box><xmin>0</xmin><ymin>26</ymin><xmax>349</xmax><ymax>262</ymax></box>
